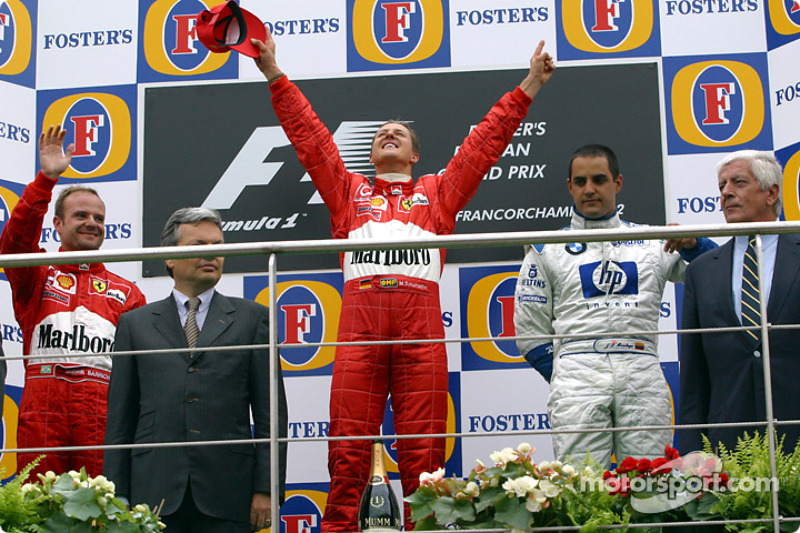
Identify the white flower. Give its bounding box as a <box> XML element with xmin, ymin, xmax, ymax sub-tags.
<box><xmin>490</xmin><ymin>447</ymin><xmax>517</xmax><ymax>466</ymax></box>
<box><xmin>539</xmin><ymin>479</ymin><xmax>561</xmax><ymax>498</ymax></box>
<box><xmin>98</xmin><ymin>496</ymin><xmax>107</xmax><ymax>507</ymax></box>
<box><xmin>20</xmin><ymin>483</ymin><xmax>39</xmax><ymax>495</ymax></box>
<box><xmin>517</xmin><ymin>442</ymin><xmax>532</xmax><ymax>454</ymax></box>
<box><xmin>531</xmin><ymin>488</ymin><xmax>547</xmax><ymax>503</ymax></box>
<box><xmin>525</xmin><ymin>497</ymin><xmax>543</xmax><ymax>513</ymax></box>
<box><xmin>538</xmin><ymin>461</ymin><xmax>552</xmax><ymax>472</ymax></box>
<box><xmin>502</xmin><ymin>475</ymin><xmax>538</xmax><ymax>497</ymax></box>
<box><xmin>38</xmin><ymin>471</ymin><xmax>58</xmax><ymax>483</ymax></box>
<box><xmin>561</xmin><ymin>464</ymin><xmax>576</xmax><ymax>477</ymax></box>
<box><xmin>419</xmin><ymin>467</ymin><xmax>445</xmax><ymax>486</ymax></box>
<box><xmin>551</xmin><ymin>460</ymin><xmax>563</xmax><ymax>471</ymax></box>
<box><xmin>463</xmin><ymin>481</ymin><xmax>480</xmax><ymax>497</ymax></box>
<box><xmin>134</xmin><ymin>504</ymin><xmax>148</xmax><ymax>513</ymax></box>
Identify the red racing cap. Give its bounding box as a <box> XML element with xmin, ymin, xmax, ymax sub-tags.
<box><xmin>196</xmin><ymin>1</ymin><xmax>265</xmax><ymax>58</ymax></box>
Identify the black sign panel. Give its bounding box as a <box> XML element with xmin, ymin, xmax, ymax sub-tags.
<box><xmin>142</xmin><ymin>63</ymin><xmax>663</xmax><ymax>275</ymax></box>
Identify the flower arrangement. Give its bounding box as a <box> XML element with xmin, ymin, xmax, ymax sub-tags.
<box><xmin>408</xmin><ymin>434</ymin><xmax>800</xmax><ymax>532</ymax></box>
<box><xmin>0</xmin><ymin>458</ymin><xmax>164</xmax><ymax>532</ymax></box>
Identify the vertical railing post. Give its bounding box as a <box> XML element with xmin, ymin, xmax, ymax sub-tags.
<box><xmin>269</xmin><ymin>252</ymin><xmax>280</xmax><ymax>531</ymax></box>
<box><xmin>754</xmin><ymin>234</ymin><xmax>781</xmax><ymax>533</ymax></box>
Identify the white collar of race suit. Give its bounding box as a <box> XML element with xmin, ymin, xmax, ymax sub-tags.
<box><xmin>570</xmin><ymin>208</ymin><xmax>622</xmax><ymax>230</ymax></box>
<box><xmin>374</xmin><ymin>172</ymin><xmax>412</xmax><ymax>183</ymax></box>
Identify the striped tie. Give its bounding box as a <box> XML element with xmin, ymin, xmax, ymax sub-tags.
<box><xmin>185</xmin><ymin>297</ymin><xmax>201</xmax><ymax>354</ymax></box>
<box><xmin>741</xmin><ymin>236</ymin><xmax>761</xmax><ymax>342</ymax></box>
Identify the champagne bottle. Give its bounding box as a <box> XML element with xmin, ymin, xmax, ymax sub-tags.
<box><xmin>358</xmin><ymin>440</ymin><xmax>401</xmax><ymax>532</ymax></box>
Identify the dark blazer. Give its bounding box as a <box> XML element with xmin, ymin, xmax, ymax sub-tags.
<box><xmin>679</xmin><ymin>234</ymin><xmax>800</xmax><ymax>453</ymax></box>
<box><xmin>104</xmin><ymin>292</ymin><xmax>288</xmax><ymax>522</ymax></box>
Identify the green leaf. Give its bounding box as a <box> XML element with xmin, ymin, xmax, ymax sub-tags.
<box><xmin>429</xmin><ymin>497</ymin><xmax>462</xmax><ymax>524</ymax></box>
<box><xmin>62</xmin><ymin>487</ymin><xmax>103</xmax><ymax>521</ymax></box>
<box><xmin>411</xmin><ymin>515</ymin><xmax>443</xmax><ymax>531</ymax></box>
<box><xmin>50</xmin><ymin>476</ymin><xmax>77</xmax><ymax>496</ymax></box>
<box><xmin>474</xmin><ymin>489</ymin><xmax>506</xmax><ymax>514</ymax></box>
<box><xmin>409</xmin><ymin>500</ymin><xmax>435</xmax><ymax>523</ymax></box>
<box><xmin>493</xmin><ymin>497</ymin><xmax>531</xmax><ymax>530</ymax></box>
<box><xmin>107</xmin><ymin>519</ymin><xmax>142</xmax><ymax>533</ymax></box>
<box><xmin>42</xmin><ymin>513</ymin><xmax>92</xmax><ymax>533</ymax></box>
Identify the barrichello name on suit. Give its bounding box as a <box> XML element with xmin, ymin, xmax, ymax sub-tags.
<box><xmin>37</xmin><ymin>324</ymin><xmax>115</xmax><ymax>353</ymax></box>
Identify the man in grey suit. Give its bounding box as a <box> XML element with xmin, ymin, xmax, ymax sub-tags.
<box><xmin>104</xmin><ymin>207</ymin><xmax>288</xmax><ymax>532</ymax></box>
<box><xmin>680</xmin><ymin>150</ymin><xmax>800</xmax><ymax>453</ymax></box>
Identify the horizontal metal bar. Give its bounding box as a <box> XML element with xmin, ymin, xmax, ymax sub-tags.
<box><xmin>0</xmin><ymin>221</ymin><xmax>796</xmax><ymax>268</ymax></box>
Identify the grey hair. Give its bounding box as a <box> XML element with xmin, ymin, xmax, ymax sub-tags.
<box><xmin>160</xmin><ymin>207</ymin><xmax>223</xmax><ymax>277</ymax></box>
<box><xmin>717</xmin><ymin>150</ymin><xmax>783</xmax><ymax>217</ymax></box>
<box><xmin>160</xmin><ymin>207</ymin><xmax>223</xmax><ymax>247</ymax></box>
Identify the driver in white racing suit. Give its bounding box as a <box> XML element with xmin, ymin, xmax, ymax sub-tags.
<box><xmin>514</xmin><ymin>144</ymin><xmax>716</xmax><ymax>465</ymax></box>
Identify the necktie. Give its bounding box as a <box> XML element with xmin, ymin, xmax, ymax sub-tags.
<box><xmin>185</xmin><ymin>297</ymin><xmax>201</xmax><ymax>353</ymax></box>
<box><xmin>741</xmin><ymin>236</ymin><xmax>761</xmax><ymax>342</ymax></box>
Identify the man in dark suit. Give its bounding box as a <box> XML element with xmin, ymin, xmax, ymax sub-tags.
<box><xmin>679</xmin><ymin>150</ymin><xmax>800</xmax><ymax>454</ymax></box>
<box><xmin>104</xmin><ymin>207</ymin><xmax>288</xmax><ymax>532</ymax></box>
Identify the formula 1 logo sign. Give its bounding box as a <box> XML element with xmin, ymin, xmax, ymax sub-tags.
<box><xmin>557</xmin><ymin>0</ymin><xmax>660</xmax><ymax>59</ymax></box>
<box><xmin>245</xmin><ymin>273</ymin><xmax>343</xmax><ymax>376</ymax></box>
<box><xmin>665</xmin><ymin>54</ymin><xmax>772</xmax><ymax>154</ymax></box>
<box><xmin>138</xmin><ymin>0</ymin><xmax>236</xmax><ymax>82</ymax></box>
<box><xmin>778</xmin><ymin>142</ymin><xmax>800</xmax><ymax>221</ymax></box>
<box><xmin>0</xmin><ymin>0</ymin><xmax>34</xmax><ymax>87</ymax></box>
<box><xmin>347</xmin><ymin>0</ymin><xmax>451</xmax><ymax>71</ymax></box>
<box><xmin>765</xmin><ymin>0</ymin><xmax>800</xmax><ymax>49</ymax></box>
<box><xmin>39</xmin><ymin>85</ymin><xmax>137</xmax><ymax>182</ymax></box>
<box><xmin>460</xmin><ymin>265</ymin><xmax>527</xmax><ymax>371</ymax></box>
<box><xmin>279</xmin><ymin>490</ymin><xmax>325</xmax><ymax>533</ymax></box>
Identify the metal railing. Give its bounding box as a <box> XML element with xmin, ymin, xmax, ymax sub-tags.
<box><xmin>1</xmin><ymin>220</ymin><xmax>798</xmax><ymax>532</ymax></box>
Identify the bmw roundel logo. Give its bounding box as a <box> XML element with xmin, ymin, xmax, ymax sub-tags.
<box><xmin>565</xmin><ymin>242</ymin><xmax>587</xmax><ymax>255</ymax></box>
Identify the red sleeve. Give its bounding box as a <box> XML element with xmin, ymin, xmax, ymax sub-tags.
<box><xmin>270</xmin><ymin>76</ymin><xmax>354</xmax><ymax>230</ymax></box>
<box><xmin>436</xmin><ymin>87</ymin><xmax>533</xmax><ymax>230</ymax></box>
<box><xmin>0</xmin><ymin>172</ymin><xmax>55</xmax><ymax>325</ymax></box>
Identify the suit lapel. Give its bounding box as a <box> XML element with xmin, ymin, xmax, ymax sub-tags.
<box><xmin>712</xmin><ymin>240</ymin><xmax>742</xmax><ymax>328</ymax></box>
<box><xmin>151</xmin><ymin>296</ymin><xmax>192</xmax><ymax>363</ymax></box>
<box><xmin>767</xmin><ymin>234</ymin><xmax>800</xmax><ymax>320</ymax></box>
<box><xmin>195</xmin><ymin>291</ymin><xmax>234</xmax><ymax>356</ymax></box>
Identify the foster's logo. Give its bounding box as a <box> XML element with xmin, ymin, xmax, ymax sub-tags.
<box><xmin>248</xmin><ymin>274</ymin><xmax>343</xmax><ymax>376</ymax></box>
<box><xmin>39</xmin><ymin>86</ymin><xmax>137</xmax><ymax>181</ymax></box>
<box><xmin>666</xmin><ymin>55</ymin><xmax>771</xmax><ymax>153</ymax></box>
<box><xmin>139</xmin><ymin>0</ymin><xmax>235</xmax><ymax>82</ymax></box>
<box><xmin>460</xmin><ymin>266</ymin><xmax>527</xmax><ymax>369</ymax></box>
<box><xmin>279</xmin><ymin>490</ymin><xmax>325</xmax><ymax>533</ymax></box>
<box><xmin>0</xmin><ymin>0</ymin><xmax>32</xmax><ymax>80</ymax></box>
<box><xmin>558</xmin><ymin>0</ymin><xmax>659</xmax><ymax>58</ymax></box>
<box><xmin>348</xmin><ymin>0</ymin><xmax>451</xmax><ymax>71</ymax></box>
<box><xmin>767</xmin><ymin>0</ymin><xmax>800</xmax><ymax>39</ymax></box>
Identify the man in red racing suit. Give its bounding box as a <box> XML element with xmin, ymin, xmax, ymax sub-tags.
<box><xmin>253</xmin><ymin>32</ymin><xmax>555</xmax><ymax>531</ymax></box>
<box><xmin>0</xmin><ymin>126</ymin><xmax>146</xmax><ymax>478</ymax></box>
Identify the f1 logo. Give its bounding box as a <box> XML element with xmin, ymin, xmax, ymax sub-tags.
<box><xmin>665</xmin><ymin>55</ymin><xmax>771</xmax><ymax>153</ymax></box>
<box><xmin>592</xmin><ymin>0</ymin><xmax>624</xmax><ymax>32</ymax></box>
<box><xmin>282</xmin><ymin>304</ymin><xmax>317</xmax><ymax>345</ymax></box>
<box><xmin>495</xmin><ymin>296</ymin><xmax>515</xmax><ymax>339</ymax></box>
<box><xmin>382</xmin><ymin>2</ymin><xmax>415</xmax><ymax>43</ymax></box>
<box><xmin>171</xmin><ymin>14</ymin><xmax>198</xmax><ymax>55</ymax></box>
<box><xmin>282</xmin><ymin>514</ymin><xmax>317</xmax><ymax>533</ymax></box>
<box><xmin>0</xmin><ymin>12</ymin><xmax>7</xmax><ymax>43</ymax></box>
<box><xmin>700</xmin><ymin>83</ymin><xmax>735</xmax><ymax>125</ymax></box>
<box><xmin>71</xmin><ymin>115</ymin><xmax>104</xmax><ymax>157</ymax></box>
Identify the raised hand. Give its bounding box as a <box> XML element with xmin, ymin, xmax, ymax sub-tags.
<box><xmin>520</xmin><ymin>40</ymin><xmax>556</xmax><ymax>99</ymax></box>
<box><xmin>39</xmin><ymin>125</ymin><xmax>74</xmax><ymax>181</ymax></box>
